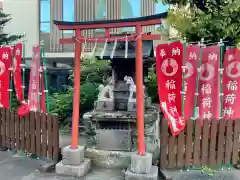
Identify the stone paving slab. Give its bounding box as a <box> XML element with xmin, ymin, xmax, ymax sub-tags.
<box><xmin>0</xmin><ymin>151</ymin><xmax>125</xmax><ymax>180</ymax></box>
<box><xmin>161</xmin><ymin>169</ymin><xmax>240</xmax><ymax>180</ymax></box>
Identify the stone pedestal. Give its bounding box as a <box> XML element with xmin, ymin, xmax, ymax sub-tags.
<box><xmin>124</xmin><ymin>153</ymin><xmax>158</xmax><ymax>180</ymax></box>
<box><xmin>56</xmin><ymin>145</ymin><xmax>91</xmax><ymax>177</ymax></box>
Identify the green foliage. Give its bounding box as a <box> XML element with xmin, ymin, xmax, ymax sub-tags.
<box><xmin>0</xmin><ymin>11</ymin><xmax>23</xmax><ymax>44</ymax></box>
<box><xmin>147</xmin><ymin>65</ymin><xmax>159</xmax><ymax>103</ymax></box>
<box><xmin>49</xmin><ymin>59</ymin><xmax>110</xmax><ymax>123</ymax></box>
<box><xmin>166</xmin><ymin>0</ymin><xmax>240</xmax><ymax>45</ymax></box>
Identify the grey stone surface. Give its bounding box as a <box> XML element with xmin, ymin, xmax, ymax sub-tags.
<box><xmin>161</xmin><ymin>169</ymin><xmax>240</xmax><ymax>180</ymax></box>
<box><xmin>96</xmin><ymin>129</ymin><xmax>132</xmax><ymax>151</ymax></box>
<box><xmin>56</xmin><ymin>158</ymin><xmax>91</xmax><ymax>177</ymax></box>
<box><xmin>96</xmin><ymin>101</ymin><xmax>114</xmax><ymax>111</ymax></box>
<box><xmin>38</xmin><ymin>162</ymin><xmax>56</xmax><ymax>173</ymax></box>
<box><xmin>130</xmin><ymin>153</ymin><xmax>153</xmax><ymax>174</ymax></box>
<box><xmin>85</xmin><ymin>148</ymin><xmax>134</xmax><ymax>169</ymax></box>
<box><xmin>0</xmin><ymin>147</ymin><xmax>125</xmax><ymax>180</ymax></box>
<box><xmin>62</xmin><ymin>145</ymin><xmax>85</xmax><ymax>165</ymax></box>
<box><xmin>125</xmin><ymin>166</ymin><xmax>158</xmax><ymax>180</ymax></box>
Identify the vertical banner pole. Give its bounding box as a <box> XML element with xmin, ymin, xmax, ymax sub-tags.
<box><xmin>181</xmin><ymin>37</ymin><xmax>187</xmax><ymax>117</ymax></box>
<box><xmin>38</xmin><ymin>43</ymin><xmax>43</xmax><ymax>112</ymax></box>
<box><xmin>193</xmin><ymin>38</ymin><xmax>204</xmax><ymax>119</ymax></box>
<box><xmin>219</xmin><ymin>39</ymin><xmax>224</xmax><ymax>118</ymax></box>
<box><xmin>21</xmin><ymin>36</ymin><xmax>26</xmax><ymax>101</ymax></box>
<box><xmin>41</xmin><ymin>46</ymin><xmax>50</xmax><ymax>113</ymax></box>
<box><xmin>9</xmin><ymin>46</ymin><xmax>14</xmax><ymax>109</ymax></box>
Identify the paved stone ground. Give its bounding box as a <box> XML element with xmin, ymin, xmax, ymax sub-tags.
<box><xmin>0</xmin><ymin>151</ymin><xmax>125</xmax><ymax>180</ymax></box>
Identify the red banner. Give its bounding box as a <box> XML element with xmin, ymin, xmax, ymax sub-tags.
<box><xmin>223</xmin><ymin>48</ymin><xmax>240</xmax><ymax>119</ymax></box>
<box><xmin>0</xmin><ymin>47</ymin><xmax>11</xmax><ymax>109</ymax></box>
<box><xmin>184</xmin><ymin>44</ymin><xmax>200</xmax><ymax>119</ymax></box>
<box><xmin>156</xmin><ymin>42</ymin><xmax>185</xmax><ymax>136</ymax></box>
<box><xmin>13</xmin><ymin>43</ymin><xmax>23</xmax><ymax>102</ymax></box>
<box><xmin>197</xmin><ymin>45</ymin><xmax>220</xmax><ymax>120</ymax></box>
<box><xmin>28</xmin><ymin>46</ymin><xmax>40</xmax><ymax>112</ymax></box>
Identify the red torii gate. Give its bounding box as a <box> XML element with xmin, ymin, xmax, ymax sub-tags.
<box><xmin>54</xmin><ymin>12</ymin><xmax>167</xmax><ymax>156</ymax></box>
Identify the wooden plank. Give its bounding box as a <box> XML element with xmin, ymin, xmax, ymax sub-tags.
<box><xmin>160</xmin><ymin>117</ymin><xmax>169</xmax><ymax>169</ymax></box>
<box><xmin>168</xmin><ymin>131</ymin><xmax>176</xmax><ymax>168</ymax></box>
<box><xmin>232</xmin><ymin>119</ymin><xmax>240</xmax><ymax>164</ymax></box>
<box><xmin>216</xmin><ymin>119</ymin><xmax>226</xmax><ymax>166</ymax></box>
<box><xmin>10</xmin><ymin>111</ymin><xmax>15</xmax><ymax>149</ymax></box>
<box><xmin>193</xmin><ymin>119</ymin><xmax>201</xmax><ymax>166</ymax></box>
<box><xmin>6</xmin><ymin>109</ymin><xmax>10</xmax><ymax>149</ymax></box>
<box><xmin>1</xmin><ymin>109</ymin><xmax>6</xmax><ymax>147</ymax></box>
<box><xmin>20</xmin><ymin>116</ymin><xmax>25</xmax><ymax>151</ymax></box>
<box><xmin>47</xmin><ymin>114</ymin><xmax>53</xmax><ymax>158</ymax></box>
<box><xmin>15</xmin><ymin>114</ymin><xmax>20</xmax><ymax>150</ymax></box>
<box><xmin>209</xmin><ymin>119</ymin><xmax>218</xmax><ymax>168</ymax></box>
<box><xmin>35</xmin><ymin>112</ymin><xmax>41</xmax><ymax>156</ymax></box>
<box><xmin>201</xmin><ymin>119</ymin><xmax>209</xmax><ymax>166</ymax></box>
<box><xmin>25</xmin><ymin>113</ymin><xmax>30</xmax><ymax>152</ymax></box>
<box><xmin>30</xmin><ymin>112</ymin><xmax>36</xmax><ymax>154</ymax></box>
<box><xmin>185</xmin><ymin>119</ymin><xmax>193</xmax><ymax>167</ymax></box>
<box><xmin>177</xmin><ymin>127</ymin><xmax>185</xmax><ymax>168</ymax></box>
<box><xmin>41</xmin><ymin>113</ymin><xmax>47</xmax><ymax>157</ymax></box>
<box><xmin>224</xmin><ymin>120</ymin><xmax>233</xmax><ymax>165</ymax></box>
<box><xmin>52</xmin><ymin>115</ymin><xmax>59</xmax><ymax>161</ymax></box>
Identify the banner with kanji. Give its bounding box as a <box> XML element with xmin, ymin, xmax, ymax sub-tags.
<box><xmin>197</xmin><ymin>45</ymin><xmax>220</xmax><ymax>120</ymax></box>
<box><xmin>223</xmin><ymin>48</ymin><xmax>240</xmax><ymax>119</ymax></box>
<box><xmin>13</xmin><ymin>43</ymin><xmax>23</xmax><ymax>102</ymax></box>
<box><xmin>28</xmin><ymin>45</ymin><xmax>40</xmax><ymax>111</ymax></box>
<box><xmin>0</xmin><ymin>47</ymin><xmax>11</xmax><ymax>109</ymax></box>
<box><xmin>184</xmin><ymin>44</ymin><xmax>200</xmax><ymax>119</ymax></box>
<box><xmin>156</xmin><ymin>42</ymin><xmax>185</xmax><ymax>136</ymax></box>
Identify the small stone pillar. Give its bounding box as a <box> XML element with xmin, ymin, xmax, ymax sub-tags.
<box><xmin>124</xmin><ymin>153</ymin><xmax>158</xmax><ymax>180</ymax></box>
<box><xmin>56</xmin><ymin>145</ymin><xmax>91</xmax><ymax>177</ymax></box>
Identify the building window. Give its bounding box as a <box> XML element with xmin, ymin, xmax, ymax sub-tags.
<box><xmin>95</xmin><ymin>0</ymin><xmax>106</xmax><ymax>32</ymax></box>
<box><xmin>96</xmin><ymin>0</ymin><xmax>107</xmax><ymax>20</ymax></box>
<box><xmin>40</xmin><ymin>0</ymin><xmax>50</xmax><ymax>33</ymax></box>
<box><xmin>121</xmin><ymin>0</ymin><xmax>141</xmax><ymax>32</ymax></box>
<box><xmin>63</xmin><ymin>0</ymin><xmax>74</xmax><ymax>33</ymax></box>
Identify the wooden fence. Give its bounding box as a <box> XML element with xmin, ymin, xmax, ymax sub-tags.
<box><xmin>0</xmin><ymin>108</ymin><xmax>59</xmax><ymax>161</ymax></box>
<box><xmin>160</xmin><ymin>118</ymin><xmax>240</xmax><ymax>169</ymax></box>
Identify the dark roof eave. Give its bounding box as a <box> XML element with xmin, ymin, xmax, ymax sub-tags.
<box><xmin>53</xmin><ymin>12</ymin><xmax>168</xmax><ymax>26</ymax></box>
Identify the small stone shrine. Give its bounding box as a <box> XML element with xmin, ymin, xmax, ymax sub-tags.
<box><xmin>83</xmin><ymin>38</ymin><xmax>160</xmax><ymax>168</ymax></box>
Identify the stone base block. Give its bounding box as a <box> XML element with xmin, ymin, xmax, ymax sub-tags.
<box><xmin>62</xmin><ymin>145</ymin><xmax>84</xmax><ymax>165</ymax></box>
<box><xmin>130</xmin><ymin>153</ymin><xmax>152</xmax><ymax>174</ymax></box>
<box><xmin>125</xmin><ymin>166</ymin><xmax>158</xmax><ymax>180</ymax></box>
<box><xmin>96</xmin><ymin>101</ymin><xmax>114</xmax><ymax>111</ymax></box>
<box><xmin>56</xmin><ymin>158</ymin><xmax>91</xmax><ymax>177</ymax></box>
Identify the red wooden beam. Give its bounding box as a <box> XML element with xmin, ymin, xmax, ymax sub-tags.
<box><xmin>56</xmin><ymin>19</ymin><xmax>161</xmax><ymax>30</ymax></box>
<box><xmin>59</xmin><ymin>34</ymin><xmax>161</xmax><ymax>44</ymax></box>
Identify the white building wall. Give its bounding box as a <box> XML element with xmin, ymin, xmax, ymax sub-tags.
<box><xmin>3</xmin><ymin>0</ymin><xmax>40</xmax><ymax>58</ymax></box>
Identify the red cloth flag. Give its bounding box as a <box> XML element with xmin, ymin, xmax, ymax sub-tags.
<box><xmin>28</xmin><ymin>45</ymin><xmax>40</xmax><ymax>112</ymax></box>
<box><xmin>197</xmin><ymin>45</ymin><xmax>220</xmax><ymax>120</ymax></box>
<box><xmin>13</xmin><ymin>43</ymin><xmax>23</xmax><ymax>102</ymax></box>
<box><xmin>0</xmin><ymin>47</ymin><xmax>11</xmax><ymax>109</ymax></box>
<box><xmin>156</xmin><ymin>42</ymin><xmax>185</xmax><ymax>136</ymax></box>
<box><xmin>184</xmin><ymin>44</ymin><xmax>200</xmax><ymax>119</ymax></box>
<box><xmin>223</xmin><ymin>48</ymin><xmax>240</xmax><ymax>119</ymax></box>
